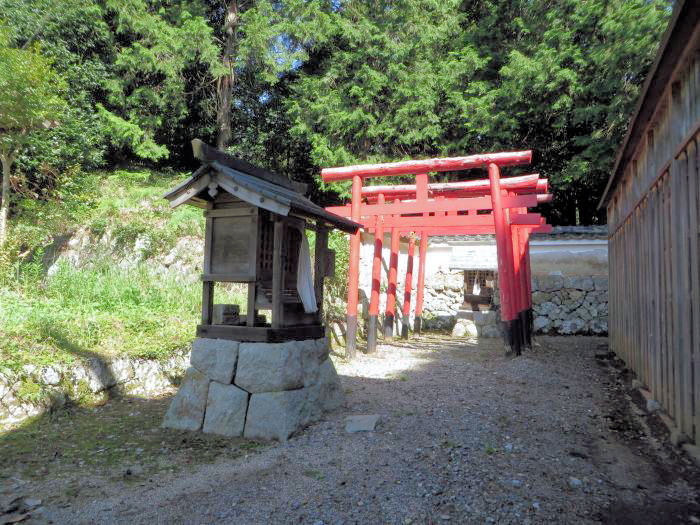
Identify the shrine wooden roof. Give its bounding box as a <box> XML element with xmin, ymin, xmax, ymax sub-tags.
<box><xmin>163</xmin><ymin>139</ymin><xmax>360</xmax><ymax>234</ymax></box>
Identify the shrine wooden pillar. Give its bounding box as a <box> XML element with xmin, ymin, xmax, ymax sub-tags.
<box><xmin>503</xmin><ymin>198</ymin><xmax>523</xmax><ymax>353</ymax></box>
<box><xmin>517</xmin><ymin>225</ymin><xmax>532</xmax><ymax>348</ymax></box>
<box><xmin>414</xmin><ymin>233</ymin><xmax>428</xmax><ymax>333</ymax></box>
<box><xmin>367</xmin><ymin>193</ymin><xmax>385</xmax><ymax>353</ymax></box>
<box><xmin>346</xmin><ymin>174</ymin><xmax>362</xmax><ymax>358</ymax></box>
<box><xmin>524</xmin><ymin>230</ymin><xmax>534</xmax><ymax>338</ymax></box>
<box><xmin>411</xmin><ymin>173</ymin><xmax>428</xmax><ymax>336</ymax></box>
<box><xmin>384</xmin><ymin>225</ymin><xmax>400</xmax><ymax>338</ymax></box>
<box><xmin>314</xmin><ymin>226</ymin><xmax>329</xmax><ymax>317</ymax></box>
<box><xmin>401</xmin><ymin>234</ymin><xmax>416</xmax><ymax>338</ymax></box>
<box><xmin>510</xmin><ymin>222</ymin><xmax>528</xmax><ymax>350</ymax></box>
<box><xmin>488</xmin><ymin>163</ymin><xmax>521</xmax><ymax>355</ymax></box>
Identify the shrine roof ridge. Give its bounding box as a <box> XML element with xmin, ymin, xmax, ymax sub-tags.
<box><xmin>163</xmin><ymin>139</ymin><xmax>360</xmax><ymax>234</ymax></box>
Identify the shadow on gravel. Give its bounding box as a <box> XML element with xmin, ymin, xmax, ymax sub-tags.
<box><xmin>2</xmin><ymin>335</ymin><xmax>699</xmax><ymax>525</ymax></box>
<box><xmin>0</xmin><ymin>395</ymin><xmax>265</xmax><ymax>483</ymax></box>
<box><xmin>334</xmin><ymin>335</ymin><xmax>700</xmax><ymax>524</ymax></box>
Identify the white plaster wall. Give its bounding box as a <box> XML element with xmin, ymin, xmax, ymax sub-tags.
<box><xmin>529</xmin><ymin>240</ymin><xmax>608</xmax><ymax>276</ymax></box>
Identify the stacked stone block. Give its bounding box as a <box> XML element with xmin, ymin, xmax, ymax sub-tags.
<box><xmin>421</xmin><ymin>270</ymin><xmax>465</xmax><ymax>330</ymax></box>
<box><xmin>452</xmin><ymin>310</ymin><xmax>502</xmax><ymax>338</ymax></box>
<box><xmin>530</xmin><ymin>275</ymin><xmax>608</xmax><ymax>335</ymax></box>
<box><xmin>162</xmin><ymin>337</ymin><xmax>344</xmax><ymax>440</ymax></box>
<box><xmin>424</xmin><ymin>271</ymin><xmax>609</xmax><ymax>337</ymax></box>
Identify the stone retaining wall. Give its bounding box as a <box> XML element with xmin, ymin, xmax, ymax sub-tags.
<box><xmin>420</xmin><ymin>270</ymin><xmax>609</xmax><ymax>336</ymax></box>
<box><xmin>421</xmin><ymin>270</ymin><xmax>465</xmax><ymax>330</ymax></box>
<box><xmin>0</xmin><ymin>352</ymin><xmax>190</xmax><ymax>428</ymax></box>
<box><xmin>530</xmin><ymin>275</ymin><xmax>608</xmax><ymax>335</ymax></box>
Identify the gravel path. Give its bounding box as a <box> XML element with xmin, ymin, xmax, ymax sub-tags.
<box><xmin>16</xmin><ymin>336</ymin><xmax>700</xmax><ymax>524</ymax></box>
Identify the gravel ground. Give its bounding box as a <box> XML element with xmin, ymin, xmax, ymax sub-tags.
<box><xmin>5</xmin><ymin>335</ymin><xmax>700</xmax><ymax>524</ymax></box>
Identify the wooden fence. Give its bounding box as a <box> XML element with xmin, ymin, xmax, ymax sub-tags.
<box><xmin>606</xmin><ymin>33</ymin><xmax>700</xmax><ymax>446</ymax></box>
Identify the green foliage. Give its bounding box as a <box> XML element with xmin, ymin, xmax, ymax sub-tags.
<box><xmin>101</xmin><ymin>0</ymin><xmax>224</xmax><ymax>162</ymax></box>
<box><xmin>1</xmin><ymin>0</ymin><xmax>112</xmax><ymax>176</ymax></box>
<box><xmin>289</xmin><ymin>0</ymin><xmax>476</xmax><ymax>179</ymax></box>
<box><xmin>323</xmin><ymin>229</ymin><xmax>350</xmax><ymax>320</ymax></box>
<box><xmin>0</xmin><ymin>167</ymin><xmax>203</xmax><ymax>282</ymax></box>
<box><xmin>0</xmin><ymin>21</ymin><xmax>68</xmax><ymax>241</ymax></box>
<box><xmin>0</xmin><ymin>261</ymin><xmax>244</xmax><ymax>370</ymax></box>
<box><xmin>15</xmin><ymin>379</ymin><xmax>43</xmax><ymax>403</ymax></box>
<box><xmin>0</xmin><ymin>167</ymin><xmax>231</xmax><ymax>372</ymax></box>
<box><xmin>234</xmin><ymin>0</ymin><xmax>333</xmax><ymax>82</ymax></box>
<box><xmin>1</xmin><ymin>0</ymin><xmax>224</xmax><ymax>176</ymax></box>
<box><xmin>0</xmin><ymin>25</ymin><xmax>66</xmax><ymax>139</ymax></box>
<box><xmin>96</xmin><ymin>105</ymin><xmax>169</xmax><ymax>162</ymax></box>
<box><xmin>488</xmin><ymin>0</ymin><xmax>671</xmax><ymax>223</ymax></box>
<box><xmin>289</xmin><ymin>0</ymin><xmax>671</xmax><ymax>221</ymax></box>
<box><xmin>0</xmin><ymin>21</ymin><xmax>67</xmax><ymax>197</ymax></box>
<box><xmin>0</xmin><ymin>0</ymin><xmax>675</xmax><ymax>224</ymax></box>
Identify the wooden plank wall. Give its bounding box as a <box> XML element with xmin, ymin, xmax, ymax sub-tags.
<box><xmin>608</xmin><ymin>52</ymin><xmax>700</xmax><ymax>446</ymax></box>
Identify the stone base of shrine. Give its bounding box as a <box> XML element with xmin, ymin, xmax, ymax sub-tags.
<box><xmin>162</xmin><ymin>337</ymin><xmax>344</xmax><ymax>441</ymax></box>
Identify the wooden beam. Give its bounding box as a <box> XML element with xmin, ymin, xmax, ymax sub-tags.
<box><xmin>361</xmin><ymin>174</ymin><xmax>542</xmax><ymax>197</ymax></box>
<box><xmin>346</xmin><ymin>175</ymin><xmax>362</xmax><ymax>358</ymax></box>
<box><xmin>197</xmin><ymin>324</ymin><xmax>325</xmax><ymax>342</ymax></box>
<box><xmin>247</xmin><ymin>282</ymin><xmax>257</xmax><ymax>327</ymax></box>
<box><xmin>271</xmin><ymin>219</ymin><xmax>284</xmax><ymax>328</ymax></box>
<box><xmin>168</xmin><ymin>173</ymin><xmax>212</xmax><ymax>208</ymax></box>
<box><xmin>321</xmin><ymin>150</ymin><xmax>532</xmax><ymax>181</ymax></box>
<box><xmin>326</xmin><ymin>194</ymin><xmax>537</xmax><ymax>217</ymax></box>
<box><xmin>200</xmin><ymin>273</ymin><xmax>256</xmax><ymax>282</ymax></box>
<box><xmin>202</xmin><ymin>281</ymin><xmax>214</xmax><ymax>325</ymax></box>
<box><xmin>361</xmin><ymin>212</ymin><xmax>543</xmax><ymax>229</ymax></box>
<box><xmin>314</xmin><ymin>226</ymin><xmax>328</xmax><ymax>316</ymax></box>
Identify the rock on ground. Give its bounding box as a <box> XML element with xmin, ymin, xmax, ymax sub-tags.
<box><xmin>307</xmin><ymin>358</ymin><xmax>344</xmax><ymax>412</ymax></box>
<box><xmin>235</xmin><ymin>341</ymin><xmax>313</xmax><ymax>393</ymax></box>
<box><xmin>345</xmin><ymin>414</ymin><xmax>381</xmax><ymax>432</ymax></box>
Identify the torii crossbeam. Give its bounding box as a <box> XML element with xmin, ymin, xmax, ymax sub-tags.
<box><xmin>321</xmin><ymin>151</ymin><xmax>552</xmax><ymax>357</ymax></box>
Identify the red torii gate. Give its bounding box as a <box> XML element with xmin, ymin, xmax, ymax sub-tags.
<box><xmin>322</xmin><ymin>151</ymin><xmax>552</xmax><ymax>357</ymax></box>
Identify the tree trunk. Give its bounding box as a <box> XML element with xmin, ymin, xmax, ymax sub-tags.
<box><xmin>216</xmin><ymin>1</ymin><xmax>239</xmax><ymax>151</ymax></box>
<box><xmin>0</xmin><ymin>151</ymin><xmax>12</xmax><ymax>245</ymax></box>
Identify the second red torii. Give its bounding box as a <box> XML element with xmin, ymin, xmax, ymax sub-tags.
<box><xmin>321</xmin><ymin>151</ymin><xmax>552</xmax><ymax>357</ymax></box>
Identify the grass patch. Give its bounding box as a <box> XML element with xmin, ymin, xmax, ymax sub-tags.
<box><xmin>0</xmin><ymin>167</ymin><xmax>245</xmax><ymax>371</ymax></box>
<box><xmin>0</xmin><ymin>263</ymin><xmax>245</xmax><ymax>370</ymax></box>
<box><xmin>0</xmin><ymin>396</ymin><xmax>267</xmax><ymax>485</ymax></box>
<box><xmin>1</xmin><ymin>168</ymin><xmax>203</xmax><ymax>289</ymax></box>
<box><xmin>85</xmin><ymin>170</ymin><xmax>204</xmax><ymax>257</ymax></box>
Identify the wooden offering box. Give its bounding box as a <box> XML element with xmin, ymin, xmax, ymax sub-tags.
<box><xmin>164</xmin><ymin>139</ymin><xmax>359</xmax><ymax>342</ymax></box>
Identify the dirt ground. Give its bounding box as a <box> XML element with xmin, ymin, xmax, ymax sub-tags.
<box><xmin>1</xmin><ymin>335</ymin><xmax>699</xmax><ymax>524</ymax></box>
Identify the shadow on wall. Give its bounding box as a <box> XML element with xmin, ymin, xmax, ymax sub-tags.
<box><xmin>0</xmin><ymin>328</ymin><xmax>189</xmax><ymax>429</ymax></box>
<box><xmin>41</xmin><ymin>327</ymin><xmax>119</xmax><ymax>401</ymax></box>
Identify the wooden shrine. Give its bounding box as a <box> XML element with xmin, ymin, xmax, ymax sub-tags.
<box><xmin>163</xmin><ymin>139</ymin><xmax>359</xmax><ymax>342</ymax></box>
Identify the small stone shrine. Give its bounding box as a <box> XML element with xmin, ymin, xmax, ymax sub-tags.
<box><xmin>161</xmin><ymin>139</ymin><xmax>360</xmax><ymax>440</ymax></box>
